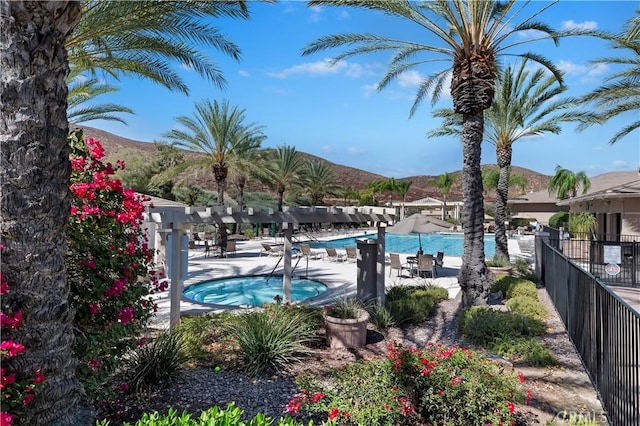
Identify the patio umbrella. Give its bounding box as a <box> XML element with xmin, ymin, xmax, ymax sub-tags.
<box><xmin>387</xmin><ymin>213</ymin><xmax>451</xmax><ymax>252</ymax></box>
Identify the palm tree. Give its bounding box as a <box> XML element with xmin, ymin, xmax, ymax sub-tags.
<box><xmin>366</xmin><ymin>180</ymin><xmax>386</xmax><ymax>206</ymax></box>
<box><xmin>66</xmin><ymin>1</ymin><xmax>248</xmax><ymax>95</ymax></box>
<box><xmin>230</xmin><ymin>134</ymin><xmax>267</xmax><ymax>213</ymax></box>
<box><xmin>482</xmin><ymin>168</ymin><xmax>527</xmax><ymax>196</ymax></box>
<box><xmin>163</xmin><ymin>100</ymin><xmax>266</xmax><ymax>253</ymax></box>
<box><xmin>1</xmin><ymin>2</ymin><xmax>94</xmax><ymax>423</ymax></box>
<box><xmin>67</xmin><ymin>69</ymin><xmax>133</xmax><ymax>124</ymax></box>
<box><xmin>300</xmin><ymin>161</ymin><xmax>339</xmax><ymax>205</ymax></box>
<box><xmin>434</xmin><ymin>172</ymin><xmax>455</xmax><ymax>222</ymax></box>
<box><xmin>335</xmin><ymin>186</ymin><xmax>358</xmax><ymax>206</ymax></box>
<box><xmin>430</xmin><ymin>58</ymin><xmax>581</xmax><ymax>261</ymax></box>
<box><xmin>303</xmin><ymin>0</ymin><xmax>563</xmax><ymax>306</ymax></box>
<box><xmin>548</xmin><ymin>166</ymin><xmax>591</xmax><ymax>200</ymax></box>
<box><xmin>393</xmin><ymin>179</ymin><xmax>412</xmax><ymax>220</ymax></box>
<box><xmin>577</xmin><ymin>12</ymin><xmax>640</xmax><ymax>144</ymax></box>
<box><xmin>264</xmin><ymin>145</ymin><xmax>304</xmax><ymax>211</ymax></box>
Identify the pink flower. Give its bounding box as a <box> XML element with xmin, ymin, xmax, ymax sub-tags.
<box><xmin>450</xmin><ymin>376</ymin><xmax>463</xmax><ymax>386</ymax></box>
<box><xmin>285</xmin><ymin>395</ymin><xmax>304</xmax><ymax>414</ymax></box>
<box><xmin>118</xmin><ymin>382</ymin><xmax>129</xmax><ymax>391</ymax></box>
<box><xmin>88</xmin><ymin>303</ymin><xmax>100</xmax><ymax>315</ymax></box>
<box><xmin>1</xmin><ymin>371</ymin><xmax>16</xmax><ymax>390</ymax></box>
<box><xmin>517</xmin><ymin>371</ymin><xmax>526</xmax><ymax>383</ymax></box>
<box><xmin>0</xmin><ymin>276</ymin><xmax>9</xmax><ymax>296</ymax></box>
<box><xmin>89</xmin><ymin>359</ymin><xmax>99</xmax><ymax>370</ymax></box>
<box><xmin>328</xmin><ymin>407</ymin><xmax>340</xmax><ymax>420</ymax></box>
<box><xmin>33</xmin><ymin>369</ymin><xmax>45</xmax><ymax>384</ymax></box>
<box><xmin>312</xmin><ymin>392</ymin><xmax>325</xmax><ymax>403</ymax></box>
<box><xmin>506</xmin><ymin>401</ymin><xmax>515</xmax><ymax>413</ymax></box>
<box><xmin>1</xmin><ymin>411</ymin><xmax>13</xmax><ymax>425</ymax></box>
<box><xmin>118</xmin><ymin>307</ymin><xmax>134</xmax><ymax>325</ymax></box>
<box><xmin>22</xmin><ymin>394</ymin><xmax>34</xmax><ymax>406</ymax></box>
<box><xmin>1</xmin><ymin>341</ymin><xmax>25</xmax><ymax>357</ymax></box>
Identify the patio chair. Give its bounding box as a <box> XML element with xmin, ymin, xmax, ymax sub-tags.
<box><xmin>435</xmin><ymin>251</ymin><xmax>444</xmax><ymax>269</ymax></box>
<box><xmin>300</xmin><ymin>243</ymin><xmax>323</xmax><ymax>260</ymax></box>
<box><xmin>389</xmin><ymin>253</ymin><xmax>411</xmax><ymax>277</ymax></box>
<box><xmin>345</xmin><ymin>246</ymin><xmax>358</xmax><ymax>263</ymax></box>
<box><xmin>416</xmin><ymin>254</ymin><xmax>436</xmax><ymax>278</ymax></box>
<box><xmin>324</xmin><ymin>247</ymin><xmax>345</xmax><ymax>262</ymax></box>
<box><xmin>260</xmin><ymin>243</ymin><xmax>283</xmax><ymax>257</ymax></box>
<box><xmin>226</xmin><ymin>239</ymin><xmax>237</xmax><ymax>257</ymax></box>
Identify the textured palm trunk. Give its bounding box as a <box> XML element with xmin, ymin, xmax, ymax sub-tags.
<box><xmin>235</xmin><ymin>176</ymin><xmax>246</xmax><ymax>234</ymax></box>
<box><xmin>277</xmin><ymin>189</ymin><xmax>284</xmax><ymax>212</ymax></box>
<box><xmin>458</xmin><ymin>111</ymin><xmax>494</xmax><ymax>307</ymax></box>
<box><xmin>1</xmin><ymin>2</ymin><xmax>94</xmax><ymax>424</ymax></box>
<box><xmin>441</xmin><ymin>196</ymin><xmax>447</xmax><ymax>221</ymax></box>
<box><xmin>494</xmin><ymin>146</ymin><xmax>512</xmax><ymax>260</ymax></box>
<box><xmin>216</xmin><ymin>177</ymin><xmax>227</xmax><ymax>254</ymax></box>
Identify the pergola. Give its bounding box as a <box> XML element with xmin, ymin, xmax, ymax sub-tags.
<box><xmin>144</xmin><ymin>205</ymin><xmax>396</xmax><ymax>329</ymax></box>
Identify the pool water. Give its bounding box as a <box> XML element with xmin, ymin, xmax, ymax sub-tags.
<box><xmin>183</xmin><ymin>275</ymin><xmax>328</xmax><ymax>307</ymax></box>
<box><xmin>310</xmin><ymin>233</ymin><xmax>496</xmax><ymax>257</ymax></box>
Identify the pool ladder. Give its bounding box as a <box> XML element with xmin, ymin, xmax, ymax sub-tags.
<box><xmin>266</xmin><ymin>252</ymin><xmax>306</xmax><ymax>283</ymax></box>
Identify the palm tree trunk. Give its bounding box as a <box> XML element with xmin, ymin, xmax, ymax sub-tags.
<box><xmin>1</xmin><ymin>2</ymin><xmax>94</xmax><ymax>424</ymax></box>
<box><xmin>277</xmin><ymin>190</ymin><xmax>284</xmax><ymax>212</ymax></box>
<box><xmin>494</xmin><ymin>147</ymin><xmax>512</xmax><ymax>260</ymax></box>
<box><xmin>458</xmin><ymin>111</ymin><xmax>494</xmax><ymax>307</ymax></box>
<box><xmin>216</xmin><ymin>178</ymin><xmax>227</xmax><ymax>255</ymax></box>
<box><xmin>442</xmin><ymin>196</ymin><xmax>447</xmax><ymax>221</ymax></box>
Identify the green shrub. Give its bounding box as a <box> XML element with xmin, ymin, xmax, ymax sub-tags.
<box><xmin>119</xmin><ymin>330</ymin><xmax>193</xmax><ymax>393</ymax></box>
<box><xmin>390</xmin><ymin>343</ymin><xmax>524</xmax><ymax>426</ymax></box>
<box><xmin>506</xmin><ymin>280</ymin><xmax>538</xmax><ymax>300</ymax></box>
<box><xmin>491</xmin><ymin>275</ymin><xmax>519</xmax><ymax>296</ymax></box>
<box><xmin>96</xmin><ymin>402</ymin><xmax>312</xmax><ymax>425</ymax></box>
<box><xmin>549</xmin><ymin>212</ymin><xmax>569</xmax><ymax>229</ymax></box>
<box><xmin>225</xmin><ymin>304</ymin><xmax>317</xmax><ymax>375</ymax></box>
<box><xmin>176</xmin><ymin>314</ymin><xmax>222</xmax><ymax>360</ymax></box>
<box><xmin>367</xmin><ymin>304</ymin><xmax>396</xmax><ymax>329</ymax></box>
<box><xmin>486</xmin><ymin>256</ymin><xmax>510</xmax><ymax>267</ymax></box>
<box><xmin>326</xmin><ymin>298</ymin><xmax>364</xmax><ymax>319</ymax></box>
<box><xmin>520</xmin><ymin>272</ymin><xmax>540</xmax><ymax>284</ymax></box>
<box><xmin>293</xmin><ymin>359</ymin><xmax>416</xmax><ymax>426</ymax></box>
<box><xmin>506</xmin><ymin>296</ymin><xmax>548</xmax><ymax>320</ymax></box>
<box><xmin>458</xmin><ymin>306</ymin><xmax>546</xmax><ymax>345</ymax></box>
<box><xmin>511</xmin><ymin>217</ymin><xmax>537</xmax><ymax>228</ymax></box>
<box><xmin>385</xmin><ymin>285</ymin><xmax>413</xmax><ymax>302</ymax></box>
<box><xmin>512</xmin><ymin>258</ymin><xmax>533</xmax><ymax>276</ymax></box>
<box><xmin>383</xmin><ymin>285</ymin><xmax>448</xmax><ymax>325</ymax></box>
<box><xmin>491</xmin><ymin>336</ymin><xmax>557</xmax><ymax>367</ymax></box>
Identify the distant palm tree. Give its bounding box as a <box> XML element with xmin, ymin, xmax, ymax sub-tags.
<box><xmin>482</xmin><ymin>168</ymin><xmax>528</xmax><ymax>196</ymax></box>
<box><xmin>548</xmin><ymin>166</ymin><xmax>591</xmax><ymax>200</ymax></box>
<box><xmin>303</xmin><ymin>0</ymin><xmax>563</xmax><ymax>305</ymax></box>
<box><xmin>67</xmin><ymin>69</ymin><xmax>133</xmax><ymax>124</ymax></box>
<box><xmin>163</xmin><ymin>100</ymin><xmax>265</xmax><ymax>252</ymax></box>
<box><xmin>300</xmin><ymin>161</ymin><xmax>338</xmax><ymax>205</ymax></box>
<box><xmin>335</xmin><ymin>186</ymin><xmax>358</xmax><ymax>206</ymax></box>
<box><xmin>264</xmin><ymin>145</ymin><xmax>304</xmax><ymax>211</ymax></box>
<box><xmin>66</xmin><ymin>1</ymin><xmax>248</xmax><ymax>95</ymax></box>
<box><xmin>577</xmin><ymin>12</ymin><xmax>640</xmax><ymax>144</ymax></box>
<box><xmin>431</xmin><ymin>59</ymin><xmax>582</xmax><ymax>259</ymax></box>
<box><xmin>392</xmin><ymin>179</ymin><xmax>412</xmax><ymax>220</ymax></box>
<box><xmin>434</xmin><ymin>172</ymin><xmax>455</xmax><ymax>222</ymax></box>
<box><xmin>229</xmin><ymin>131</ymin><xmax>267</xmax><ymax>212</ymax></box>
<box><xmin>367</xmin><ymin>180</ymin><xmax>386</xmax><ymax>206</ymax></box>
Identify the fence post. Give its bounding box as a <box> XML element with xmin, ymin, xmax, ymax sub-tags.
<box><xmin>535</xmin><ymin>232</ymin><xmax>550</xmax><ymax>281</ymax></box>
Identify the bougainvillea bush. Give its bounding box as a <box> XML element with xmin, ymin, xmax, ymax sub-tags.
<box><xmin>65</xmin><ymin>129</ymin><xmax>165</xmax><ymax>402</ymax></box>
<box><xmin>290</xmin><ymin>342</ymin><xmax>529</xmax><ymax>426</ymax></box>
<box><xmin>1</xmin><ymin>273</ymin><xmax>46</xmax><ymax>425</ymax></box>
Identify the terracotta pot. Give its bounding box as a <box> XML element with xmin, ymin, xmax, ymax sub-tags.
<box><xmin>324</xmin><ymin>309</ymin><xmax>369</xmax><ymax>349</ymax></box>
<box><xmin>487</xmin><ymin>266</ymin><xmax>513</xmax><ymax>276</ymax></box>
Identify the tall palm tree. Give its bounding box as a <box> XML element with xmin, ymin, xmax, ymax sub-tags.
<box><xmin>264</xmin><ymin>145</ymin><xmax>304</xmax><ymax>211</ymax></box>
<box><xmin>335</xmin><ymin>185</ymin><xmax>358</xmax><ymax>206</ymax></box>
<box><xmin>66</xmin><ymin>1</ymin><xmax>248</xmax><ymax>95</ymax></box>
<box><xmin>577</xmin><ymin>12</ymin><xmax>640</xmax><ymax>145</ymax></box>
<box><xmin>394</xmin><ymin>179</ymin><xmax>412</xmax><ymax>220</ymax></box>
<box><xmin>67</xmin><ymin>69</ymin><xmax>133</xmax><ymax>124</ymax></box>
<box><xmin>230</xmin><ymin>134</ymin><xmax>267</xmax><ymax>213</ymax></box>
<box><xmin>482</xmin><ymin>168</ymin><xmax>528</xmax><ymax>196</ymax></box>
<box><xmin>303</xmin><ymin>0</ymin><xmax>563</xmax><ymax>306</ymax></box>
<box><xmin>1</xmin><ymin>2</ymin><xmax>94</xmax><ymax>424</ymax></box>
<box><xmin>163</xmin><ymin>100</ymin><xmax>265</xmax><ymax>252</ymax></box>
<box><xmin>434</xmin><ymin>172</ymin><xmax>455</xmax><ymax>222</ymax></box>
<box><xmin>431</xmin><ymin>59</ymin><xmax>580</xmax><ymax>259</ymax></box>
<box><xmin>548</xmin><ymin>165</ymin><xmax>591</xmax><ymax>200</ymax></box>
<box><xmin>300</xmin><ymin>160</ymin><xmax>339</xmax><ymax>205</ymax></box>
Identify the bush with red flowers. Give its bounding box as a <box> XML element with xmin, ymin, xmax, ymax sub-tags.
<box><xmin>65</xmin><ymin>129</ymin><xmax>165</xmax><ymax>403</ymax></box>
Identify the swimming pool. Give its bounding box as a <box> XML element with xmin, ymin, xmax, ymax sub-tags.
<box><xmin>183</xmin><ymin>275</ymin><xmax>328</xmax><ymax>307</ymax></box>
<box><xmin>309</xmin><ymin>233</ymin><xmax>496</xmax><ymax>257</ymax></box>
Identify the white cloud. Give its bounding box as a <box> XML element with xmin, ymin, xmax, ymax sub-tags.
<box><xmin>613</xmin><ymin>160</ymin><xmax>629</xmax><ymax>169</ymax></box>
<box><xmin>320</xmin><ymin>145</ymin><xmax>334</xmax><ymax>154</ymax></box>
<box><xmin>362</xmin><ymin>83</ymin><xmax>378</xmax><ymax>98</ymax></box>
<box><xmin>593</xmin><ymin>146</ymin><xmax>607</xmax><ymax>152</ymax></box>
<box><xmin>556</xmin><ymin>60</ymin><xmax>609</xmax><ymax>83</ymax></box>
<box><xmin>562</xmin><ymin>20</ymin><xmax>598</xmax><ymax>31</ymax></box>
<box><xmin>308</xmin><ymin>5</ymin><xmax>322</xmax><ymax>22</ymax></box>
<box><xmin>263</xmin><ymin>87</ymin><xmax>291</xmax><ymax>96</ymax></box>
<box><xmin>397</xmin><ymin>70</ymin><xmax>423</xmax><ymax>88</ymax></box>
<box><xmin>267</xmin><ymin>59</ymin><xmax>374</xmax><ymax>79</ymax></box>
<box><xmin>338</xmin><ymin>11</ymin><xmax>350</xmax><ymax>20</ymax></box>
<box><xmin>346</xmin><ymin>147</ymin><xmax>367</xmax><ymax>155</ymax></box>
<box><xmin>180</xmin><ymin>63</ymin><xmax>193</xmax><ymax>71</ymax></box>
<box><xmin>516</xmin><ymin>29</ymin><xmax>547</xmax><ymax>39</ymax></box>
<box><xmin>238</xmin><ymin>70</ymin><xmax>249</xmax><ymax>77</ymax></box>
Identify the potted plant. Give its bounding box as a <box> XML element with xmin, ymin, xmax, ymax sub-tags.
<box><xmin>323</xmin><ymin>298</ymin><xmax>369</xmax><ymax>349</ymax></box>
<box><xmin>486</xmin><ymin>256</ymin><xmax>513</xmax><ymax>276</ymax></box>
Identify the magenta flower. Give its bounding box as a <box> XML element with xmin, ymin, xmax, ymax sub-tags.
<box><xmin>1</xmin><ymin>341</ymin><xmax>25</xmax><ymax>357</ymax></box>
<box><xmin>450</xmin><ymin>376</ymin><xmax>463</xmax><ymax>386</ymax></box>
<box><xmin>118</xmin><ymin>307</ymin><xmax>134</xmax><ymax>325</ymax></box>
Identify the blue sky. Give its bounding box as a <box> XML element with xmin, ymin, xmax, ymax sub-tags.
<box><xmin>86</xmin><ymin>1</ymin><xmax>639</xmax><ymax>179</ymax></box>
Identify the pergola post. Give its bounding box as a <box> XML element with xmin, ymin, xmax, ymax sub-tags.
<box><xmin>283</xmin><ymin>223</ymin><xmax>292</xmax><ymax>302</ymax></box>
<box><xmin>376</xmin><ymin>225</ymin><xmax>386</xmax><ymax>305</ymax></box>
<box><xmin>169</xmin><ymin>224</ymin><xmax>184</xmax><ymax>330</ymax></box>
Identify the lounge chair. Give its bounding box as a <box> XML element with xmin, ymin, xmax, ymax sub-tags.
<box><xmin>389</xmin><ymin>253</ymin><xmax>411</xmax><ymax>277</ymax></box>
<box><xmin>300</xmin><ymin>243</ymin><xmax>323</xmax><ymax>260</ymax></box>
<box><xmin>324</xmin><ymin>247</ymin><xmax>345</xmax><ymax>262</ymax></box>
<box><xmin>345</xmin><ymin>246</ymin><xmax>358</xmax><ymax>263</ymax></box>
<box><xmin>416</xmin><ymin>254</ymin><xmax>436</xmax><ymax>278</ymax></box>
<box><xmin>435</xmin><ymin>251</ymin><xmax>444</xmax><ymax>269</ymax></box>
<box><xmin>261</xmin><ymin>243</ymin><xmax>283</xmax><ymax>257</ymax></box>
<box><xmin>226</xmin><ymin>240</ymin><xmax>237</xmax><ymax>257</ymax></box>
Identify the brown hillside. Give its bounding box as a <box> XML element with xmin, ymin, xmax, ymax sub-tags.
<box><xmin>77</xmin><ymin>125</ymin><xmax>549</xmax><ymax>203</ymax></box>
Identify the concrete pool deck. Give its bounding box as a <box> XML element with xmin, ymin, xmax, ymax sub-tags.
<box><xmin>149</xmin><ymin>233</ymin><xmax>525</xmax><ymax>330</ymax></box>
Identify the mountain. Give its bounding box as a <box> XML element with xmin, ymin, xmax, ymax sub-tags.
<box><xmin>75</xmin><ymin>125</ymin><xmax>551</xmax><ymax>202</ymax></box>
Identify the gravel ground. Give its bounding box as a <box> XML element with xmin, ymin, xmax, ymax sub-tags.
<box><xmin>102</xmin><ymin>289</ymin><xmax>607</xmax><ymax>425</ymax></box>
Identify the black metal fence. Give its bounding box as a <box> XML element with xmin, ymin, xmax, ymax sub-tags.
<box><xmin>544</xmin><ymin>232</ymin><xmax>639</xmax><ymax>288</ymax></box>
<box><xmin>541</xmin><ymin>242</ymin><xmax>640</xmax><ymax>426</ymax></box>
